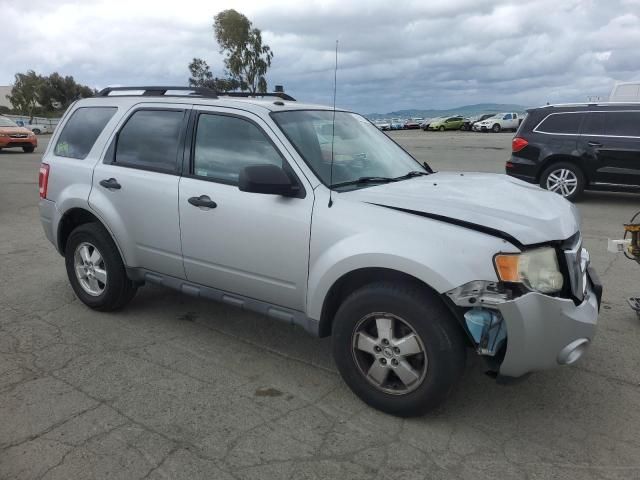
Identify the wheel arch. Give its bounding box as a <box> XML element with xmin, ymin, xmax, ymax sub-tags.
<box><xmin>57</xmin><ymin>207</ymin><xmax>125</xmax><ymax>263</ymax></box>
<box><xmin>316</xmin><ymin>267</ymin><xmax>465</xmax><ymax>338</ymax></box>
<box><xmin>537</xmin><ymin>155</ymin><xmax>588</xmax><ymax>183</ymax></box>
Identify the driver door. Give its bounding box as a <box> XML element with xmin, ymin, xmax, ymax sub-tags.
<box><xmin>178</xmin><ymin>107</ymin><xmax>313</xmax><ymax>311</ymax></box>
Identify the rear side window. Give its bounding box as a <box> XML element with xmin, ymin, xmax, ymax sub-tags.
<box><xmin>605</xmin><ymin>112</ymin><xmax>640</xmax><ymax>137</ymax></box>
<box><xmin>535</xmin><ymin>113</ymin><xmax>584</xmax><ymax>134</ymax></box>
<box><xmin>114</xmin><ymin>109</ymin><xmax>184</xmax><ymax>173</ymax></box>
<box><xmin>581</xmin><ymin>112</ymin><xmax>606</xmax><ymax>135</ymax></box>
<box><xmin>54</xmin><ymin>107</ymin><xmax>117</xmax><ymax>159</ymax></box>
<box><xmin>192</xmin><ymin>113</ymin><xmax>283</xmax><ymax>184</ymax></box>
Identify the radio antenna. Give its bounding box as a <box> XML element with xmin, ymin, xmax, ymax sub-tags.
<box><xmin>328</xmin><ymin>40</ymin><xmax>338</xmax><ymax>208</ymax></box>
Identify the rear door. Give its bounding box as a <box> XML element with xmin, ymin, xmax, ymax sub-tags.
<box><xmin>580</xmin><ymin>111</ymin><xmax>640</xmax><ymax>185</ymax></box>
<box><xmin>89</xmin><ymin>104</ymin><xmax>190</xmax><ymax>278</ymax></box>
<box><xmin>178</xmin><ymin>107</ymin><xmax>313</xmax><ymax>311</ymax></box>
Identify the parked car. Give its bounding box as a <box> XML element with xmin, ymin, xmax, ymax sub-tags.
<box><xmin>462</xmin><ymin>113</ymin><xmax>496</xmax><ymax>131</ymax></box>
<box><xmin>390</xmin><ymin>118</ymin><xmax>404</xmax><ymax>130</ymax></box>
<box><xmin>374</xmin><ymin>119</ymin><xmax>391</xmax><ymax>131</ymax></box>
<box><xmin>472</xmin><ymin>113</ymin><xmax>522</xmax><ymax>132</ymax></box>
<box><xmin>0</xmin><ymin>115</ymin><xmax>37</xmax><ymax>153</ymax></box>
<box><xmin>39</xmin><ymin>86</ymin><xmax>601</xmax><ymax>417</ymax></box>
<box><xmin>428</xmin><ymin>116</ymin><xmax>465</xmax><ymax>131</ymax></box>
<box><xmin>507</xmin><ymin>102</ymin><xmax>640</xmax><ymax>201</ymax></box>
<box><xmin>403</xmin><ymin>118</ymin><xmax>422</xmax><ymax>129</ymax></box>
<box><xmin>28</xmin><ymin>123</ymin><xmax>53</xmax><ymax>135</ymax></box>
<box><xmin>420</xmin><ymin>118</ymin><xmax>433</xmax><ymax>130</ymax></box>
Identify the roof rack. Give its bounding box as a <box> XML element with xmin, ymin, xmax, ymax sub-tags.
<box><xmin>96</xmin><ymin>86</ymin><xmax>218</xmax><ymax>98</ymax></box>
<box><xmin>218</xmin><ymin>91</ymin><xmax>296</xmax><ymax>101</ymax></box>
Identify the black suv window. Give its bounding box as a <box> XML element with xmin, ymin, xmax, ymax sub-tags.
<box><xmin>581</xmin><ymin>112</ymin><xmax>606</xmax><ymax>135</ymax></box>
<box><xmin>536</xmin><ymin>113</ymin><xmax>584</xmax><ymax>134</ymax></box>
<box><xmin>115</xmin><ymin>110</ymin><xmax>184</xmax><ymax>173</ymax></box>
<box><xmin>605</xmin><ymin>112</ymin><xmax>640</xmax><ymax>137</ymax></box>
<box><xmin>192</xmin><ymin>113</ymin><xmax>282</xmax><ymax>185</ymax></box>
<box><xmin>54</xmin><ymin>107</ymin><xmax>117</xmax><ymax>159</ymax></box>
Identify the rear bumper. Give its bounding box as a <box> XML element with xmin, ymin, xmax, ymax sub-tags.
<box><xmin>506</xmin><ymin>155</ymin><xmax>539</xmax><ymax>184</ymax></box>
<box><xmin>496</xmin><ymin>268</ymin><xmax>601</xmax><ymax>378</ymax></box>
<box><xmin>39</xmin><ymin>198</ymin><xmax>58</xmax><ymax>250</ymax></box>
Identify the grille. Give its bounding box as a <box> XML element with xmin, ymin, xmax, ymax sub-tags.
<box><xmin>9</xmin><ymin>134</ymin><xmax>28</xmax><ymax>138</ymax></box>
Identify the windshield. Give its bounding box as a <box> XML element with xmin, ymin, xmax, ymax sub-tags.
<box><xmin>272</xmin><ymin>110</ymin><xmax>426</xmax><ymax>188</ymax></box>
<box><xmin>0</xmin><ymin>117</ymin><xmax>18</xmax><ymax>128</ymax></box>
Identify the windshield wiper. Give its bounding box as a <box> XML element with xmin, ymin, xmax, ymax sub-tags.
<box><xmin>392</xmin><ymin>170</ymin><xmax>430</xmax><ymax>181</ymax></box>
<box><xmin>331</xmin><ymin>176</ymin><xmax>396</xmax><ymax>188</ymax></box>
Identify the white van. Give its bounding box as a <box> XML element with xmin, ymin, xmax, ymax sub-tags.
<box><xmin>609</xmin><ymin>82</ymin><xmax>640</xmax><ymax>102</ymax></box>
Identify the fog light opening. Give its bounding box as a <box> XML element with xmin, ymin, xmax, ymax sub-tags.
<box><xmin>557</xmin><ymin>338</ymin><xmax>590</xmax><ymax>365</ymax></box>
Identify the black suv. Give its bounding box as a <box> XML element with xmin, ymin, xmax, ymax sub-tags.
<box><xmin>506</xmin><ymin>103</ymin><xmax>640</xmax><ymax>200</ymax></box>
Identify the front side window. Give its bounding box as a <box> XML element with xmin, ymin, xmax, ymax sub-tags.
<box><xmin>605</xmin><ymin>112</ymin><xmax>640</xmax><ymax>137</ymax></box>
<box><xmin>272</xmin><ymin>110</ymin><xmax>425</xmax><ymax>188</ymax></box>
<box><xmin>536</xmin><ymin>113</ymin><xmax>584</xmax><ymax>134</ymax></box>
<box><xmin>192</xmin><ymin>114</ymin><xmax>283</xmax><ymax>184</ymax></box>
<box><xmin>55</xmin><ymin>107</ymin><xmax>117</xmax><ymax>159</ymax></box>
<box><xmin>504</xmin><ymin>114</ymin><xmax>512</xmax><ymax>120</ymax></box>
<box><xmin>115</xmin><ymin>110</ymin><xmax>184</xmax><ymax>172</ymax></box>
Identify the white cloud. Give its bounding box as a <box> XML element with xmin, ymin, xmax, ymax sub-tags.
<box><xmin>1</xmin><ymin>0</ymin><xmax>639</xmax><ymax>112</ymax></box>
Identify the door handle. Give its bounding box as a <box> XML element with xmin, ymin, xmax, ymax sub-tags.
<box><xmin>587</xmin><ymin>141</ymin><xmax>602</xmax><ymax>147</ymax></box>
<box><xmin>188</xmin><ymin>195</ymin><xmax>217</xmax><ymax>209</ymax></box>
<box><xmin>99</xmin><ymin>178</ymin><xmax>121</xmax><ymax>190</ymax></box>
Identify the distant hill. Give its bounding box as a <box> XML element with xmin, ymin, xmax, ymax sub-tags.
<box><xmin>366</xmin><ymin>103</ymin><xmax>529</xmax><ymax>120</ymax></box>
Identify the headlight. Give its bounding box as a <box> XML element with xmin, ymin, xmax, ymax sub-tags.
<box><xmin>0</xmin><ymin>133</ymin><xmax>7</xmax><ymax>137</ymax></box>
<box><xmin>494</xmin><ymin>247</ymin><xmax>564</xmax><ymax>294</ymax></box>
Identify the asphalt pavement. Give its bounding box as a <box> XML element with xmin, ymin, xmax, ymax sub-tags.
<box><xmin>1</xmin><ymin>132</ymin><xmax>639</xmax><ymax>479</ymax></box>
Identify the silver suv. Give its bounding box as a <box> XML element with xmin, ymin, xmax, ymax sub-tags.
<box><xmin>39</xmin><ymin>86</ymin><xmax>602</xmax><ymax>416</ymax></box>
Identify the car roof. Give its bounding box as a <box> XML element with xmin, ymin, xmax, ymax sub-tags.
<box><xmin>72</xmin><ymin>94</ymin><xmax>341</xmax><ymax>116</ymax></box>
<box><xmin>529</xmin><ymin>102</ymin><xmax>640</xmax><ymax>113</ymax></box>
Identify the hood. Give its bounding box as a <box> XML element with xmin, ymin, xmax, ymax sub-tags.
<box><xmin>341</xmin><ymin>172</ymin><xmax>579</xmax><ymax>246</ymax></box>
<box><xmin>0</xmin><ymin>126</ymin><xmax>32</xmax><ymax>135</ymax></box>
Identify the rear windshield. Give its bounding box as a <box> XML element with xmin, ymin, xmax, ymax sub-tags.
<box><xmin>54</xmin><ymin>107</ymin><xmax>117</xmax><ymax>159</ymax></box>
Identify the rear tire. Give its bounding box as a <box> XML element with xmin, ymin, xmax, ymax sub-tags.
<box><xmin>65</xmin><ymin>223</ymin><xmax>137</xmax><ymax>311</ymax></box>
<box><xmin>539</xmin><ymin>161</ymin><xmax>585</xmax><ymax>201</ymax></box>
<box><xmin>332</xmin><ymin>282</ymin><xmax>466</xmax><ymax>417</ymax></box>
<box><xmin>491</xmin><ymin>123</ymin><xmax>501</xmax><ymax>133</ymax></box>
<box><xmin>23</xmin><ymin>146</ymin><xmax>35</xmax><ymax>153</ymax></box>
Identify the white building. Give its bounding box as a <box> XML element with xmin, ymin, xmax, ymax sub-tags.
<box><xmin>0</xmin><ymin>85</ymin><xmax>12</xmax><ymax>109</ymax></box>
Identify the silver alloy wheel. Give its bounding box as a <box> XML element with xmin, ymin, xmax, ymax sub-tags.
<box><xmin>351</xmin><ymin>313</ymin><xmax>428</xmax><ymax>395</ymax></box>
<box><xmin>546</xmin><ymin>168</ymin><xmax>578</xmax><ymax>197</ymax></box>
<box><xmin>74</xmin><ymin>242</ymin><xmax>107</xmax><ymax>296</ymax></box>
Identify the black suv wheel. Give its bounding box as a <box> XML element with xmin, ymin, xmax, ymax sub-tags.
<box><xmin>332</xmin><ymin>281</ymin><xmax>466</xmax><ymax>417</ymax></box>
<box><xmin>540</xmin><ymin>162</ymin><xmax>585</xmax><ymax>201</ymax></box>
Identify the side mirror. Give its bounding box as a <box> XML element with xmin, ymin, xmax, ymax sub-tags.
<box><xmin>238</xmin><ymin>164</ymin><xmax>300</xmax><ymax>197</ymax></box>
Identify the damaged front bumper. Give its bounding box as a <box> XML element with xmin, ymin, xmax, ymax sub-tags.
<box><xmin>446</xmin><ymin>267</ymin><xmax>602</xmax><ymax>379</ymax></box>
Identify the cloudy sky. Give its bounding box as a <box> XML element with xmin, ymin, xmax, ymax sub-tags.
<box><xmin>2</xmin><ymin>0</ymin><xmax>639</xmax><ymax>113</ymax></box>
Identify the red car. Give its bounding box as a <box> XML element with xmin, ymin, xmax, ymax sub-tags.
<box><xmin>0</xmin><ymin>116</ymin><xmax>37</xmax><ymax>153</ymax></box>
<box><xmin>403</xmin><ymin>119</ymin><xmax>421</xmax><ymax>130</ymax></box>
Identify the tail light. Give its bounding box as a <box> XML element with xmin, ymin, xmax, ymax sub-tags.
<box><xmin>512</xmin><ymin>137</ymin><xmax>528</xmax><ymax>153</ymax></box>
<box><xmin>39</xmin><ymin>163</ymin><xmax>50</xmax><ymax>199</ymax></box>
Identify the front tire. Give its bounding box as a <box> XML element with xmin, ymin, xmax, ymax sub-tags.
<box><xmin>491</xmin><ymin>123</ymin><xmax>501</xmax><ymax>133</ymax></box>
<box><xmin>439</xmin><ymin>126</ymin><xmax>445</xmax><ymax>132</ymax></box>
<box><xmin>23</xmin><ymin>146</ymin><xmax>35</xmax><ymax>153</ymax></box>
<box><xmin>332</xmin><ymin>282</ymin><xmax>466</xmax><ymax>417</ymax></box>
<box><xmin>540</xmin><ymin>162</ymin><xmax>585</xmax><ymax>201</ymax></box>
<box><xmin>65</xmin><ymin>223</ymin><xmax>137</xmax><ymax>311</ymax></box>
